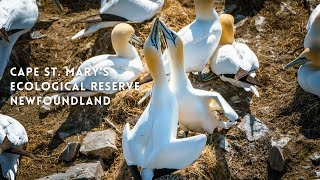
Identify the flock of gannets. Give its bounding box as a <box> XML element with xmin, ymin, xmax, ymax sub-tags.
<box><xmin>0</xmin><ymin>0</ymin><xmax>319</xmax><ymax>179</ymax></box>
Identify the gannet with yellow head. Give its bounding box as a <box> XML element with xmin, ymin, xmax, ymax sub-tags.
<box><xmin>41</xmin><ymin>23</ymin><xmax>143</xmax><ymax>112</ymax></box>
<box><xmin>71</xmin><ymin>0</ymin><xmax>164</xmax><ymax>40</ymax></box>
<box><xmin>161</xmin><ymin>0</ymin><xmax>222</xmax><ymax>81</ymax></box>
<box><xmin>209</xmin><ymin>14</ymin><xmax>263</xmax><ymax>97</ymax></box>
<box><xmin>284</xmin><ymin>48</ymin><xmax>320</xmax><ymax>97</ymax></box>
<box><xmin>158</xmin><ymin>19</ymin><xmax>238</xmax><ymax>144</ymax></box>
<box><xmin>122</xmin><ymin>19</ymin><xmax>207</xmax><ymax>180</ymax></box>
<box><xmin>0</xmin><ymin>114</ymin><xmax>35</xmax><ymax>180</ymax></box>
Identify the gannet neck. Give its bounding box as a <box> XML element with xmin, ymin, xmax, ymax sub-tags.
<box><xmin>194</xmin><ymin>0</ymin><xmax>215</xmax><ymax>21</ymax></box>
<box><xmin>219</xmin><ymin>14</ymin><xmax>235</xmax><ymax>45</ymax></box>
<box><xmin>167</xmin><ymin>38</ymin><xmax>188</xmax><ymax>84</ymax></box>
<box><xmin>307</xmin><ymin>48</ymin><xmax>320</xmax><ymax>68</ymax></box>
<box><xmin>145</xmin><ymin>50</ymin><xmax>168</xmax><ymax>87</ymax></box>
<box><xmin>111</xmin><ymin>23</ymin><xmax>137</xmax><ymax>59</ymax></box>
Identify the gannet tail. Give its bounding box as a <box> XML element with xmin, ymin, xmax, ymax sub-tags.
<box><xmin>0</xmin><ymin>153</ymin><xmax>19</xmax><ymax>180</ymax></box>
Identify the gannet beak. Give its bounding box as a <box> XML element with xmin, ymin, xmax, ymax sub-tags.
<box><xmin>149</xmin><ymin>18</ymin><xmax>160</xmax><ymax>48</ymax></box>
<box><xmin>4</xmin><ymin>147</ymin><xmax>35</xmax><ymax>159</ymax></box>
<box><xmin>52</xmin><ymin>0</ymin><xmax>64</xmax><ymax>14</ymax></box>
<box><xmin>158</xmin><ymin>19</ymin><xmax>177</xmax><ymax>46</ymax></box>
<box><xmin>284</xmin><ymin>57</ymin><xmax>308</xmax><ymax>69</ymax></box>
<box><xmin>0</xmin><ymin>28</ymin><xmax>9</xmax><ymax>43</ymax></box>
<box><xmin>130</xmin><ymin>34</ymin><xmax>143</xmax><ymax>45</ymax></box>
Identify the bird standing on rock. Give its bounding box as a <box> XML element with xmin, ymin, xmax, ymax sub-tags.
<box><xmin>122</xmin><ymin>19</ymin><xmax>207</xmax><ymax>180</ymax></box>
<box><xmin>0</xmin><ymin>114</ymin><xmax>34</xmax><ymax>180</ymax></box>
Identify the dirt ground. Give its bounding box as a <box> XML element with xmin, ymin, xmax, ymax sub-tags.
<box><xmin>0</xmin><ymin>0</ymin><xmax>320</xmax><ymax>179</ymax></box>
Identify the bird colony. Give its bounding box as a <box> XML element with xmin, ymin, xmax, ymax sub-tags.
<box><xmin>0</xmin><ymin>0</ymin><xmax>319</xmax><ymax>179</ymax></box>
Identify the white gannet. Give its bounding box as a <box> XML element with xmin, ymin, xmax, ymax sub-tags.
<box><xmin>0</xmin><ymin>0</ymin><xmax>66</xmax><ymax>79</ymax></box>
<box><xmin>0</xmin><ymin>114</ymin><xmax>34</xmax><ymax>180</ymax></box>
<box><xmin>0</xmin><ymin>0</ymin><xmax>38</xmax><ymax>80</ymax></box>
<box><xmin>71</xmin><ymin>0</ymin><xmax>164</xmax><ymax>40</ymax></box>
<box><xmin>158</xmin><ymin>20</ymin><xmax>238</xmax><ymax>144</ymax></box>
<box><xmin>209</xmin><ymin>14</ymin><xmax>263</xmax><ymax>97</ymax></box>
<box><xmin>122</xmin><ymin>19</ymin><xmax>207</xmax><ymax>180</ymax></box>
<box><xmin>41</xmin><ymin>23</ymin><xmax>143</xmax><ymax>111</ymax></box>
<box><xmin>161</xmin><ymin>0</ymin><xmax>222</xmax><ymax>81</ymax></box>
<box><xmin>284</xmin><ymin>9</ymin><xmax>320</xmax><ymax>97</ymax></box>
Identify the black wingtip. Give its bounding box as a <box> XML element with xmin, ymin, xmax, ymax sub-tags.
<box><xmin>129</xmin><ymin>166</ymin><xmax>142</xmax><ymax>180</ymax></box>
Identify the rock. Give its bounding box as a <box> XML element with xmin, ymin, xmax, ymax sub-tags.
<box><xmin>59</xmin><ymin>142</ymin><xmax>81</xmax><ymax>162</ymax></box>
<box><xmin>218</xmin><ymin>135</ymin><xmax>231</xmax><ymax>152</ymax></box>
<box><xmin>316</xmin><ymin>170</ymin><xmax>320</xmax><ymax>177</ymax></box>
<box><xmin>234</xmin><ymin>14</ymin><xmax>246</xmax><ymax>23</ymax></box>
<box><xmin>255</xmin><ymin>16</ymin><xmax>265</xmax><ymax>32</ymax></box>
<box><xmin>59</xmin><ymin>132</ymin><xmax>70</xmax><ymax>141</ymax></box>
<box><xmin>310</xmin><ymin>154</ymin><xmax>320</xmax><ymax>166</ymax></box>
<box><xmin>80</xmin><ymin>130</ymin><xmax>117</xmax><ymax>159</ymax></box>
<box><xmin>38</xmin><ymin>162</ymin><xmax>104</xmax><ymax>180</ymax></box>
<box><xmin>46</xmin><ymin>130</ymin><xmax>55</xmax><ymax>138</ymax></box>
<box><xmin>268</xmin><ymin>137</ymin><xmax>290</xmax><ymax>172</ymax></box>
<box><xmin>268</xmin><ymin>146</ymin><xmax>285</xmax><ymax>172</ymax></box>
<box><xmin>237</xmin><ymin>114</ymin><xmax>269</xmax><ymax>141</ymax></box>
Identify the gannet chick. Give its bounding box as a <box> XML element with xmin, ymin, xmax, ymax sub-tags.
<box><xmin>0</xmin><ymin>0</ymin><xmax>38</xmax><ymax>80</ymax></box>
<box><xmin>71</xmin><ymin>0</ymin><xmax>164</xmax><ymax>40</ymax></box>
<box><xmin>0</xmin><ymin>114</ymin><xmax>35</xmax><ymax>180</ymax></box>
<box><xmin>41</xmin><ymin>23</ymin><xmax>143</xmax><ymax>112</ymax></box>
<box><xmin>208</xmin><ymin>14</ymin><xmax>263</xmax><ymax>97</ymax></box>
<box><xmin>158</xmin><ymin>19</ymin><xmax>238</xmax><ymax>144</ymax></box>
<box><xmin>122</xmin><ymin>19</ymin><xmax>207</xmax><ymax>180</ymax></box>
<box><xmin>284</xmin><ymin>48</ymin><xmax>320</xmax><ymax>97</ymax></box>
<box><xmin>161</xmin><ymin>0</ymin><xmax>222</xmax><ymax>81</ymax></box>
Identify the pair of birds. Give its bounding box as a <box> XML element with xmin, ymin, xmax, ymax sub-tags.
<box><xmin>0</xmin><ymin>0</ymin><xmax>63</xmax><ymax>80</ymax></box>
<box><xmin>0</xmin><ymin>114</ymin><xmax>34</xmax><ymax>180</ymax></box>
<box><xmin>122</xmin><ymin>18</ymin><xmax>239</xmax><ymax>180</ymax></box>
<box><xmin>284</xmin><ymin>4</ymin><xmax>320</xmax><ymax>97</ymax></box>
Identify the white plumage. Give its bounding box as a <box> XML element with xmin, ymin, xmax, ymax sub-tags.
<box><xmin>297</xmin><ymin>62</ymin><xmax>320</xmax><ymax>97</ymax></box>
<box><xmin>0</xmin><ymin>0</ymin><xmax>38</xmax><ymax>79</ymax></box>
<box><xmin>162</xmin><ymin>0</ymin><xmax>222</xmax><ymax>77</ymax></box>
<box><xmin>305</xmin><ymin>4</ymin><xmax>320</xmax><ymax>48</ymax></box>
<box><xmin>71</xmin><ymin>0</ymin><xmax>164</xmax><ymax>40</ymax></box>
<box><xmin>122</xmin><ymin>19</ymin><xmax>206</xmax><ymax>180</ymax></box>
<box><xmin>0</xmin><ymin>114</ymin><xmax>28</xmax><ymax>180</ymax></box>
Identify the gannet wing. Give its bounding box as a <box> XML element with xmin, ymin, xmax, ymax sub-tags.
<box><xmin>146</xmin><ymin>134</ymin><xmax>207</xmax><ymax>169</ymax></box>
<box><xmin>99</xmin><ymin>0</ymin><xmax>119</xmax><ymax>14</ymax></box>
<box><xmin>0</xmin><ymin>153</ymin><xmax>19</xmax><ymax>180</ymax></box>
<box><xmin>306</xmin><ymin>5</ymin><xmax>320</xmax><ymax>31</ymax></box>
<box><xmin>197</xmin><ymin>90</ymin><xmax>239</xmax><ymax>122</ymax></box>
<box><xmin>0</xmin><ymin>114</ymin><xmax>28</xmax><ymax>147</ymax></box>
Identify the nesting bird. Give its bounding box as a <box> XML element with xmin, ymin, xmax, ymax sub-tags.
<box><xmin>41</xmin><ymin>23</ymin><xmax>143</xmax><ymax>112</ymax></box>
<box><xmin>161</xmin><ymin>0</ymin><xmax>222</xmax><ymax>81</ymax></box>
<box><xmin>209</xmin><ymin>14</ymin><xmax>263</xmax><ymax>97</ymax></box>
<box><xmin>284</xmin><ymin>6</ymin><xmax>320</xmax><ymax>97</ymax></box>
<box><xmin>71</xmin><ymin>0</ymin><xmax>164</xmax><ymax>40</ymax></box>
<box><xmin>0</xmin><ymin>114</ymin><xmax>34</xmax><ymax>180</ymax></box>
<box><xmin>159</xmin><ymin>19</ymin><xmax>238</xmax><ymax>144</ymax></box>
<box><xmin>0</xmin><ymin>0</ymin><xmax>38</xmax><ymax>80</ymax></box>
<box><xmin>122</xmin><ymin>19</ymin><xmax>207</xmax><ymax>180</ymax></box>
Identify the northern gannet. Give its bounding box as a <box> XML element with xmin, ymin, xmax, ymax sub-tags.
<box><xmin>0</xmin><ymin>0</ymin><xmax>64</xmax><ymax>80</ymax></box>
<box><xmin>284</xmin><ymin>9</ymin><xmax>320</xmax><ymax>97</ymax></box>
<box><xmin>41</xmin><ymin>23</ymin><xmax>143</xmax><ymax>112</ymax></box>
<box><xmin>209</xmin><ymin>14</ymin><xmax>263</xmax><ymax>97</ymax></box>
<box><xmin>0</xmin><ymin>0</ymin><xmax>38</xmax><ymax>80</ymax></box>
<box><xmin>161</xmin><ymin>0</ymin><xmax>222</xmax><ymax>81</ymax></box>
<box><xmin>0</xmin><ymin>114</ymin><xmax>34</xmax><ymax>180</ymax></box>
<box><xmin>158</xmin><ymin>20</ymin><xmax>238</xmax><ymax>144</ymax></box>
<box><xmin>71</xmin><ymin>0</ymin><xmax>164</xmax><ymax>40</ymax></box>
<box><xmin>122</xmin><ymin>19</ymin><xmax>207</xmax><ymax>180</ymax></box>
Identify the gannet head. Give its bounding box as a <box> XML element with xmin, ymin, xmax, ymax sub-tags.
<box><xmin>284</xmin><ymin>48</ymin><xmax>320</xmax><ymax>69</ymax></box>
<box><xmin>158</xmin><ymin>20</ymin><xmax>184</xmax><ymax>67</ymax></box>
<box><xmin>219</xmin><ymin>14</ymin><xmax>235</xmax><ymax>45</ymax></box>
<box><xmin>194</xmin><ymin>0</ymin><xmax>215</xmax><ymax>20</ymax></box>
<box><xmin>112</xmin><ymin>23</ymin><xmax>142</xmax><ymax>57</ymax></box>
<box><xmin>143</xmin><ymin>18</ymin><xmax>162</xmax><ymax>72</ymax></box>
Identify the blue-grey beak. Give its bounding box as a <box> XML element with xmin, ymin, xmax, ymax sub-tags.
<box><xmin>158</xmin><ymin>20</ymin><xmax>177</xmax><ymax>46</ymax></box>
<box><xmin>148</xmin><ymin>18</ymin><xmax>161</xmax><ymax>49</ymax></box>
<box><xmin>284</xmin><ymin>57</ymin><xmax>308</xmax><ymax>69</ymax></box>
